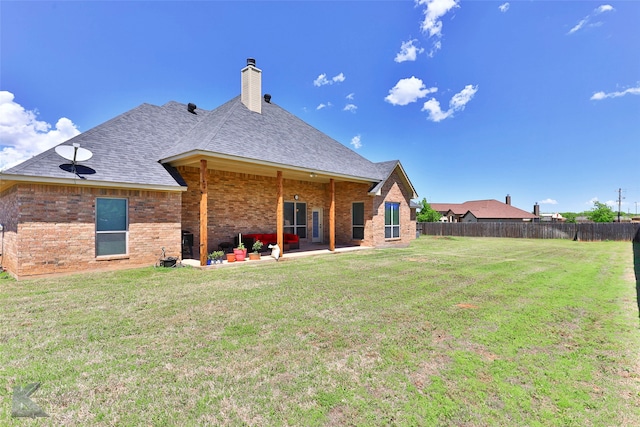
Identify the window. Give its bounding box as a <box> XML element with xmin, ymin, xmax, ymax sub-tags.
<box><xmin>385</xmin><ymin>202</ymin><xmax>400</xmax><ymax>239</ymax></box>
<box><xmin>352</xmin><ymin>202</ymin><xmax>365</xmax><ymax>240</ymax></box>
<box><xmin>284</xmin><ymin>202</ymin><xmax>307</xmax><ymax>238</ymax></box>
<box><xmin>96</xmin><ymin>198</ymin><xmax>128</xmax><ymax>256</ymax></box>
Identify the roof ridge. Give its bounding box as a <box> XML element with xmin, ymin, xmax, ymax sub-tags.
<box><xmin>202</xmin><ymin>97</ymin><xmax>241</xmax><ymax>148</ymax></box>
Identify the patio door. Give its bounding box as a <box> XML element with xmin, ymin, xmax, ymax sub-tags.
<box><xmin>312</xmin><ymin>208</ymin><xmax>323</xmax><ymax>243</ymax></box>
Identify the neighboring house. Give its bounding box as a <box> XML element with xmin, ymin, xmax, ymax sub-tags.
<box><xmin>0</xmin><ymin>59</ymin><xmax>418</xmax><ymax>279</ymax></box>
<box><xmin>539</xmin><ymin>213</ymin><xmax>566</xmax><ymax>222</ymax></box>
<box><xmin>431</xmin><ymin>195</ymin><xmax>538</xmax><ymax>223</ymax></box>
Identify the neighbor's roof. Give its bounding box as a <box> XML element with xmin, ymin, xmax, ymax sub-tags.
<box><xmin>2</xmin><ymin>97</ymin><xmax>413</xmax><ymax>192</ymax></box>
<box><xmin>431</xmin><ymin>200</ymin><xmax>538</xmax><ymax>219</ymax></box>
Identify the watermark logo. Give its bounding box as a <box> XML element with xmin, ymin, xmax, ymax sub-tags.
<box><xmin>12</xmin><ymin>382</ymin><xmax>48</xmax><ymax>418</ymax></box>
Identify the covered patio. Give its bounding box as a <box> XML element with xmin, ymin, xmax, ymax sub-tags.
<box><xmin>181</xmin><ymin>241</ymin><xmax>373</xmax><ymax>268</ymax></box>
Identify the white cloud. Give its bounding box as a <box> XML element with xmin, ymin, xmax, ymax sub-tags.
<box><xmin>313</xmin><ymin>73</ymin><xmax>330</xmax><ymax>87</ymax></box>
<box><xmin>416</xmin><ymin>0</ymin><xmax>459</xmax><ymax>55</ymax></box>
<box><xmin>394</xmin><ymin>39</ymin><xmax>424</xmax><ymax>63</ymax></box>
<box><xmin>539</xmin><ymin>198</ymin><xmax>558</xmax><ymax>205</ymax></box>
<box><xmin>316</xmin><ymin>102</ymin><xmax>332</xmax><ymax>110</ymax></box>
<box><xmin>313</xmin><ymin>72</ymin><xmax>345</xmax><ymax>87</ymax></box>
<box><xmin>590</xmin><ymin>85</ymin><xmax>640</xmax><ymax>100</ymax></box>
<box><xmin>343</xmin><ymin>104</ymin><xmax>357</xmax><ymax>113</ymax></box>
<box><xmin>350</xmin><ymin>135</ymin><xmax>362</xmax><ymax>149</ymax></box>
<box><xmin>597</xmin><ymin>4</ymin><xmax>614</xmax><ymax>13</ymax></box>
<box><xmin>421</xmin><ymin>99</ymin><xmax>451</xmax><ymax>122</ymax></box>
<box><xmin>498</xmin><ymin>3</ymin><xmax>510</xmax><ymax>13</ymax></box>
<box><xmin>568</xmin><ymin>4</ymin><xmax>615</xmax><ymax>34</ymax></box>
<box><xmin>346</xmin><ymin>93</ymin><xmax>355</xmax><ymax>100</ymax></box>
<box><xmin>384</xmin><ymin>77</ymin><xmax>437</xmax><ymax>106</ymax></box>
<box><xmin>421</xmin><ymin>84</ymin><xmax>478</xmax><ymax>122</ymax></box>
<box><xmin>587</xmin><ymin>197</ymin><xmax>615</xmax><ymax>208</ymax></box>
<box><xmin>332</xmin><ymin>73</ymin><xmax>345</xmax><ymax>84</ymax></box>
<box><xmin>0</xmin><ymin>91</ymin><xmax>81</xmax><ymax>170</ymax></box>
<box><xmin>449</xmin><ymin>84</ymin><xmax>478</xmax><ymax>110</ymax></box>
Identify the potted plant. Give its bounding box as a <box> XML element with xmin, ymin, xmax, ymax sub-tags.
<box><xmin>233</xmin><ymin>242</ymin><xmax>247</xmax><ymax>261</ymax></box>
<box><xmin>226</xmin><ymin>252</ymin><xmax>236</xmax><ymax>263</ymax></box>
<box><xmin>209</xmin><ymin>250</ymin><xmax>225</xmax><ymax>265</ymax></box>
<box><xmin>249</xmin><ymin>240</ymin><xmax>263</xmax><ymax>260</ymax></box>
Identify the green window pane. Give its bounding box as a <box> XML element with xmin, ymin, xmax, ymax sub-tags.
<box><xmin>296</xmin><ymin>203</ymin><xmax>307</xmax><ymax>226</ymax></box>
<box><xmin>97</xmin><ymin>198</ymin><xmax>127</xmax><ymax>231</ymax></box>
<box><xmin>353</xmin><ymin>227</ymin><xmax>364</xmax><ymax>240</ymax></box>
<box><xmin>296</xmin><ymin>227</ymin><xmax>307</xmax><ymax>239</ymax></box>
<box><xmin>353</xmin><ymin>202</ymin><xmax>364</xmax><ymax>226</ymax></box>
<box><xmin>96</xmin><ymin>233</ymin><xmax>126</xmax><ymax>256</ymax></box>
<box><xmin>284</xmin><ymin>202</ymin><xmax>294</xmax><ymax>227</ymax></box>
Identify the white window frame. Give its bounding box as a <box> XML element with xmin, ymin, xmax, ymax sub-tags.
<box><xmin>95</xmin><ymin>197</ymin><xmax>129</xmax><ymax>257</ymax></box>
<box><xmin>385</xmin><ymin>202</ymin><xmax>400</xmax><ymax>239</ymax></box>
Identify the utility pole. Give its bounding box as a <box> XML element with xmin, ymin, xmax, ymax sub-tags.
<box><xmin>616</xmin><ymin>188</ymin><xmax>624</xmax><ymax>222</ymax></box>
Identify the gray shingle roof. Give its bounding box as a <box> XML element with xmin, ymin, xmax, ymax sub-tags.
<box><xmin>3</xmin><ymin>101</ymin><xmax>204</xmax><ymax>188</ymax></box>
<box><xmin>3</xmin><ymin>96</ymin><xmax>413</xmax><ymax>191</ymax></box>
<box><xmin>160</xmin><ymin>97</ymin><xmax>386</xmax><ymax>181</ymax></box>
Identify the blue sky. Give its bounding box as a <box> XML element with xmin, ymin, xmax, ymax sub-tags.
<box><xmin>1</xmin><ymin>0</ymin><xmax>639</xmax><ymax>214</ymax></box>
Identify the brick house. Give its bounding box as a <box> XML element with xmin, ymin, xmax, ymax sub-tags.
<box><xmin>431</xmin><ymin>195</ymin><xmax>538</xmax><ymax>223</ymax></box>
<box><xmin>0</xmin><ymin>59</ymin><xmax>418</xmax><ymax>279</ymax></box>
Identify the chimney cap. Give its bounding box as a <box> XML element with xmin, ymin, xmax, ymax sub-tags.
<box><xmin>247</xmin><ymin>58</ymin><xmax>256</xmax><ymax>67</ymax></box>
<box><xmin>264</xmin><ymin>94</ymin><xmax>272</xmax><ymax>103</ymax></box>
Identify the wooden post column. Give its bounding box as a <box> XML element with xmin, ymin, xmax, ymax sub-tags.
<box><xmin>329</xmin><ymin>178</ymin><xmax>335</xmax><ymax>251</ymax></box>
<box><xmin>276</xmin><ymin>171</ymin><xmax>284</xmax><ymax>255</ymax></box>
<box><xmin>199</xmin><ymin>159</ymin><xmax>208</xmax><ymax>266</ymax></box>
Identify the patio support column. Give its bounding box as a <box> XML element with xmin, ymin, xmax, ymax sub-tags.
<box><xmin>276</xmin><ymin>170</ymin><xmax>284</xmax><ymax>255</ymax></box>
<box><xmin>329</xmin><ymin>178</ymin><xmax>335</xmax><ymax>251</ymax></box>
<box><xmin>199</xmin><ymin>159</ymin><xmax>208</xmax><ymax>266</ymax></box>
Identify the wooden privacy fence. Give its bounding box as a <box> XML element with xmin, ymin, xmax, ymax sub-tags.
<box><xmin>417</xmin><ymin>222</ymin><xmax>640</xmax><ymax>242</ymax></box>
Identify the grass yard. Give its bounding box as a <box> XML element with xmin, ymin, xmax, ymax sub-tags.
<box><xmin>1</xmin><ymin>237</ymin><xmax>639</xmax><ymax>425</ymax></box>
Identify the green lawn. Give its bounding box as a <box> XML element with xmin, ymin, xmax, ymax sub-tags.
<box><xmin>1</xmin><ymin>237</ymin><xmax>639</xmax><ymax>425</ymax></box>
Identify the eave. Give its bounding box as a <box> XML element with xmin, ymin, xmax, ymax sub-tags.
<box><xmin>161</xmin><ymin>150</ymin><xmax>380</xmax><ymax>185</ymax></box>
<box><xmin>0</xmin><ymin>173</ymin><xmax>187</xmax><ymax>193</ymax></box>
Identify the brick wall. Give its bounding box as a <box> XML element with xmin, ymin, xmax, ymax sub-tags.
<box><xmin>334</xmin><ymin>181</ymin><xmax>375</xmax><ymax>246</ymax></box>
<box><xmin>371</xmin><ymin>169</ymin><xmax>416</xmax><ymax>247</ymax></box>
<box><xmin>178</xmin><ymin>166</ymin><xmax>415</xmax><ymax>255</ymax></box>
<box><xmin>180</xmin><ymin>167</ymin><xmax>335</xmax><ymax>254</ymax></box>
<box><xmin>0</xmin><ymin>185</ymin><xmax>19</xmax><ymax>275</ymax></box>
<box><xmin>5</xmin><ymin>183</ymin><xmax>181</xmax><ymax>279</ymax></box>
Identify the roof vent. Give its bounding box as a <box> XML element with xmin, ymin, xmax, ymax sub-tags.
<box><xmin>264</xmin><ymin>94</ymin><xmax>271</xmax><ymax>103</ymax></box>
<box><xmin>187</xmin><ymin>103</ymin><xmax>197</xmax><ymax>114</ymax></box>
<box><xmin>247</xmin><ymin>58</ymin><xmax>256</xmax><ymax>67</ymax></box>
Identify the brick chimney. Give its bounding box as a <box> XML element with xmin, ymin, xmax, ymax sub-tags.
<box><xmin>533</xmin><ymin>203</ymin><xmax>540</xmax><ymax>216</ymax></box>
<box><xmin>506</xmin><ymin>194</ymin><xmax>511</xmax><ymax>206</ymax></box>
<box><xmin>241</xmin><ymin>58</ymin><xmax>262</xmax><ymax>114</ymax></box>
